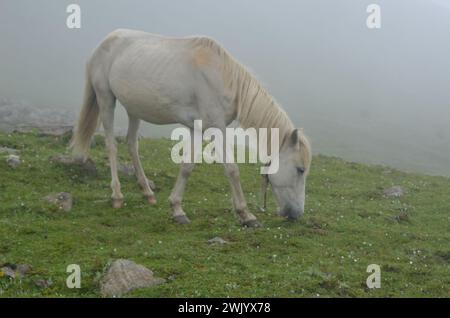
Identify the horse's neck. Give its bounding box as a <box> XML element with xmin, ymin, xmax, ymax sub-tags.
<box><xmin>238</xmin><ymin>85</ymin><xmax>294</xmax><ymax>150</ymax></box>
<box><xmin>264</xmin><ymin>101</ymin><xmax>294</xmax><ymax>151</ymax></box>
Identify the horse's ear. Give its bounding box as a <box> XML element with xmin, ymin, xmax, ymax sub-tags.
<box><xmin>289</xmin><ymin>129</ymin><xmax>299</xmax><ymax>147</ymax></box>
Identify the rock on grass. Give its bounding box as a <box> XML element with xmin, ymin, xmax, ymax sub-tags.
<box><xmin>207</xmin><ymin>237</ymin><xmax>229</xmax><ymax>245</ymax></box>
<box><xmin>34</xmin><ymin>278</ymin><xmax>53</xmax><ymax>289</ymax></box>
<box><xmin>16</xmin><ymin>264</ymin><xmax>32</xmax><ymax>277</ymax></box>
<box><xmin>383</xmin><ymin>186</ymin><xmax>405</xmax><ymax>198</ymax></box>
<box><xmin>395</xmin><ymin>211</ymin><xmax>410</xmax><ymax>223</ymax></box>
<box><xmin>0</xmin><ymin>263</ymin><xmax>32</xmax><ymax>279</ymax></box>
<box><xmin>0</xmin><ymin>266</ymin><xmax>16</xmax><ymax>278</ymax></box>
<box><xmin>100</xmin><ymin>259</ymin><xmax>165</xmax><ymax>297</ymax></box>
<box><xmin>44</xmin><ymin>192</ymin><xmax>73</xmax><ymax>212</ymax></box>
<box><xmin>6</xmin><ymin>154</ymin><xmax>20</xmax><ymax>168</ymax></box>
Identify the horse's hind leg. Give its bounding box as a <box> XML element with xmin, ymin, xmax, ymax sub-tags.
<box><xmin>126</xmin><ymin>115</ymin><xmax>157</xmax><ymax>204</ymax></box>
<box><xmin>97</xmin><ymin>92</ymin><xmax>123</xmax><ymax>208</ymax></box>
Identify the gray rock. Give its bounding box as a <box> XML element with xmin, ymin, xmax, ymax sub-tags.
<box><xmin>16</xmin><ymin>264</ymin><xmax>32</xmax><ymax>278</ymax></box>
<box><xmin>6</xmin><ymin>154</ymin><xmax>20</xmax><ymax>168</ymax></box>
<box><xmin>100</xmin><ymin>259</ymin><xmax>165</xmax><ymax>297</ymax></box>
<box><xmin>207</xmin><ymin>237</ymin><xmax>229</xmax><ymax>245</ymax></box>
<box><xmin>0</xmin><ymin>266</ymin><xmax>16</xmax><ymax>279</ymax></box>
<box><xmin>0</xmin><ymin>263</ymin><xmax>32</xmax><ymax>279</ymax></box>
<box><xmin>34</xmin><ymin>278</ymin><xmax>53</xmax><ymax>289</ymax></box>
<box><xmin>0</xmin><ymin>147</ymin><xmax>18</xmax><ymax>155</ymax></box>
<box><xmin>51</xmin><ymin>155</ymin><xmax>97</xmax><ymax>176</ymax></box>
<box><xmin>45</xmin><ymin>192</ymin><xmax>73</xmax><ymax>212</ymax></box>
<box><xmin>383</xmin><ymin>186</ymin><xmax>406</xmax><ymax>198</ymax></box>
<box><xmin>395</xmin><ymin>212</ymin><xmax>410</xmax><ymax>223</ymax></box>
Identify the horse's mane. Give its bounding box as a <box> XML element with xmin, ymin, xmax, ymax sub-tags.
<box><xmin>189</xmin><ymin>36</ymin><xmax>311</xmax><ymax>169</ymax></box>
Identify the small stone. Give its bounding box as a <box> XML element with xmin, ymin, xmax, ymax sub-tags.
<box><xmin>207</xmin><ymin>237</ymin><xmax>229</xmax><ymax>245</ymax></box>
<box><xmin>34</xmin><ymin>278</ymin><xmax>52</xmax><ymax>288</ymax></box>
<box><xmin>100</xmin><ymin>259</ymin><xmax>165</xmax><ymax>297</ymax></box>
<box><xmin>0</xmin><ymin>147</ymin><xmax>18</xmax><ymax>155</ymax></box>
<box><xmin>45</xmin><ymin>192</ymin><xmax>73</xmax><ymax>212</ymax></box>
<box><xmin>395</xmin><ymin>212</ymin><xmax>410</xmax><ymax>222</ymax></box>
<box><xmin>383</xmin><ymin>186</ymin><xmax>405</xmax><ymax>198</ymax></box>
<box><xmin>6</xmin><ymin>154</ymin><xmax>20</xmax><ymax>168</ymax></box>
<box><xmin>0</xmin><ymin>266</ymin><xmax>16</xmax><ymax>279</ymax></box>
<box><xmin>16</xmin><ymin>264</ymin><xmax>32</xmax><ymax>278</ymax></box>
<box><xmin>0</xmin><ymin>263</ymin><xmax>32</xmax><ymax>279</ymax></box>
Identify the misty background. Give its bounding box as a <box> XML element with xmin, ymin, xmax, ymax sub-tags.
<box><xmin>1</xmin><ymin>0</ymin><xmax>449</xmax><ymax>176</ymax></box>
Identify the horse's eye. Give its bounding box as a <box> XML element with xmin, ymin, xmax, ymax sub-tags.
<box><xmin>297</xmin><ymin>167</ymin><xmax>305</xmax><ymax>175</ymax></box>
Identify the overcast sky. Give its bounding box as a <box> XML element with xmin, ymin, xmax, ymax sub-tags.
<box><xmin>1</xmin><ymin>0</ymin><xmax>449</xmax><ymax>176</ymax></box>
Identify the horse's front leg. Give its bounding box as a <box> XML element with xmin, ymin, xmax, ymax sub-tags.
<box><xmin>169</xmin><ymin>162</ymin><xmax>195</xmax><ymax>224</ymax></box>
<box><xmin>169</xmin><ymin>128</ymin><xmax>196</xmax><ymax>224</ymax></box>
<box><xmin>223</xmin><ymin>163</ymin><xmax>261</xmax><ymax>228</ymax></box>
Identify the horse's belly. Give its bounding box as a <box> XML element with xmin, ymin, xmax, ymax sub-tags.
<box><xmin>114</xmin><ymin>85</ymin><xmax>198</xmax><ymax>125</ymax></box>
<box><xmin>120</xmin><ymin>100</ymin><xmax>190</xmax><ymax>125</ymax></box>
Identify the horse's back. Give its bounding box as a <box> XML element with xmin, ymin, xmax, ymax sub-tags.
<box><xmin>88</xmin><ymin>29</ymin><xmax>232</xmax><ymax>126</ymax></box>
<box><xmin>93</xmin><ymin>28</ymin><xmax>222</xmax><ymax>61</ymax></box>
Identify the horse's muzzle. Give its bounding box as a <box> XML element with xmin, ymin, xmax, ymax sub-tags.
<box><xmin>278</xmin><ymin>203</ymin><xmax>304</xmax><ymax>220</ymax></box>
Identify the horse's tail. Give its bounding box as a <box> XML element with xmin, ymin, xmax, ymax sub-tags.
<box><xmin>69</xmin><ymin>73</ymin><xmax>99</xmax><ymax>160</ymax></box>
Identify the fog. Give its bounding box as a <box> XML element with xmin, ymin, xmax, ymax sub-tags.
<box><xmin>1</xmin><ymin>0</ymin><xmax>449</xmax><ymax>176</ymax></box>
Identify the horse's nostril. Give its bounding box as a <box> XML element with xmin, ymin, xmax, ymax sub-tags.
<box><xmin>287</xmin><ymin>210</ymin><xmax>301</xmax><ymax>221</ymax></box>
<box><xmin>278</xmin><ymin>204</ymin><xmax>303</xmax><ymax>220</ymax></box>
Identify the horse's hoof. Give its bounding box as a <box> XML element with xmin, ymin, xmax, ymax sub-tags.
<box><xmin>146</xmin><ymin>195</ymin><xmax>157</xmax><ymax>205</ymax></box>
<box><xmin>173</xmin><ymin>214</ymin><xmax>190</xmax><ymax>225</ymax></box>
<box><xmin>243</xmin><ymin>219</ymin><xmax>262</xmax><ymax>228</ymax></box>
<box><xmin>112</xmin><ymin>198</ymin><xmax>124</xmax><ymax>209</ymax></box>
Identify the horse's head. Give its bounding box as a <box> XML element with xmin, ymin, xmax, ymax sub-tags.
<box><xmin>266</xmin><ymin>129</ymin><xmax>312</xmax><ymax>220</ymax></box>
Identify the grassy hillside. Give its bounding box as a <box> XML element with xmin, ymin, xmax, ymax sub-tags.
<box><xmin>0</xmin><ymin>131</ymin><xmax>449</xmax><ymax>297</ymax></box>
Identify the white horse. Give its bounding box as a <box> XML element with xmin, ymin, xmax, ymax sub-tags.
<box><xmin>70</xmin><ymin>29</ymin><xmax>311</xmax><ymax>227</ymax></box>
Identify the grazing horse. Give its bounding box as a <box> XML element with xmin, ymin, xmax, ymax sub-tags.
<box><xmin>70</xmin><ymin>29</ymin><xmax>311</xmax><ymax>227</ymax></box>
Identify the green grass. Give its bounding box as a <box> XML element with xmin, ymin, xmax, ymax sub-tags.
<box><xmin>0</xmin><ymin>131</ymin><xmax>449</xmax><ymax>298</ymax></box>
